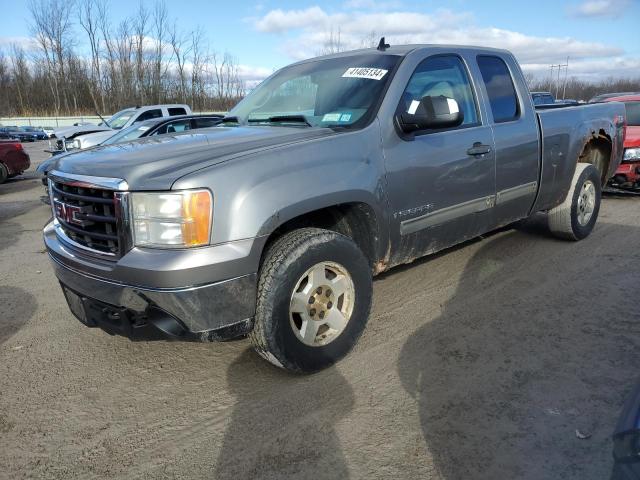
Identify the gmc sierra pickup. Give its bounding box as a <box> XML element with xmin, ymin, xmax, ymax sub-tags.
<box><xmin>43</xmin><ymin>44</ymin><xmax>625</xmax><ymax>373</ymax></box>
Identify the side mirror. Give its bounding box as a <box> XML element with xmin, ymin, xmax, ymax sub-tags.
<box><xmin>398</xmin><ymin>95</ymin><xmax>464</xmax><ymax>133</ymax></box>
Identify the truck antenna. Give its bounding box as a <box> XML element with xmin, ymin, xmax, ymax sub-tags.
<box><xmin>377</xmin><ymin>37</ymin><xmax>390</xmax><ymax>51</ymax></box>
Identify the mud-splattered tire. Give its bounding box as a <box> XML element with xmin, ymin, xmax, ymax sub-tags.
<box><xmin>250</xmin><ymin>228</ymin><xmax>372</xmax><ymax>373</ymax></box>
<box><xmin>548</xmin><ymin>163</ymin><xmax>601</xmax><ymax>240</ymax></box>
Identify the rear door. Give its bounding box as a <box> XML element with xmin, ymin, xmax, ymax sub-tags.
<box><xmin>475</xmin><ymin>54</ymin><xmax>540</xmax><ymax>226</ymax></box>
<box><xmin>383</xmin><ymin>53</ymin><xmax>496</xmax><ymax>264</ymax></box>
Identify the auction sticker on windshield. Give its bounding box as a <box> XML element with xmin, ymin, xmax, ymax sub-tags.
<box><xmin>342</xmin><ymin>67</ymin><xmax>388</xmax><ymax>80</ymax></box>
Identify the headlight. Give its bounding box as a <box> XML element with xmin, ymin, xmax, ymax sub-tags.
<box><xmin>73</xmin><ymin>139</ymin><xmax>81</xmax><ymax>149</ymax></box>
<box><xmin>623</xmin><ymin>147</ymin><xmax>640</xmax><ymax>161</ymax></box>
<box><xmin>131</xmin><ymin>190</ymin><xmax>213</xmax><ymax>248</ymax></box>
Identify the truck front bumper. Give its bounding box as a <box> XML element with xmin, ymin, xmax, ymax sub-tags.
<box><xmin>44</xmin><ymin>220</ymin><xmax>262</xmax><ymax>341</ymax></box>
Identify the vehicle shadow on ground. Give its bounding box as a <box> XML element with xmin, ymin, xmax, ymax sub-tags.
<box><xmin>214</xmin><ymin>349</ymin><xmax>354</xmax><ymax>479</ymax></box>
<box><xmin>0</xmin><ymin>286</ymin><xmax>37</xmax><ymax>345</ymax></box>
<box><xmin>0</xmin><ymin>178</ymin><xmax>42</xmax><ymax>196</ymax></box>
<box><xmin>397</xmin><ymin>222</ymin><xmax>640</xmax><ymax>480</ymax></box>
<box><xmin>0</xmin><ymin>199</ymin><xmax>46</xmax><ymax>252</ymax></box>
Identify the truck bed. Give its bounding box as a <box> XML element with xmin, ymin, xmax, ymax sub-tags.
<box><xmin>533</xmin><ymin>102</ymin><xmax>626</xmax><ymax>212</ymax></box>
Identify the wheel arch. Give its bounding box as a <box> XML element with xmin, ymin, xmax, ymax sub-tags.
<box><xmin>258</xmin><ymin>197</ymin><xmax>389</xmax><ymax>274</ymax></box>
<box><xmin>577</xmin><ymin>129</ymin><xmax>613</xmax><ymax>186</ymax></box>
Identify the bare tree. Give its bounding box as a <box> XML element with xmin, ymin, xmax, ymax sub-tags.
<box><xmin>151</xmin><ymin>1</ymin><xmax>169</xmax><ymax>103</ymax></box>
<box><xmin>78</xmin><ymin>0</ymin><xmax>105</xmax><ymax>113</ymax></box>
<box><xmin>29</xmin><ymin>0</ymin><xmax>76</xmax><ymax>114</ymax></box>
<box><xmin>169</xmin><ymin>22</ymin><xmax>192</xmax><ymax>104</ymax></box>
<box><xmin>319</xmin><ymin>27</ymin><xmax>344</xmax><ymax>55</ymax></box>
<box><xmin>9</xmin><ymin>44</ymin><xmax>31</xmax><ymax>114</ymax></box>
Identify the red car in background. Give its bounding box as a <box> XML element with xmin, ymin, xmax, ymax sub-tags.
<box><xmin>603</xmin><ymin>94</ymin><xmax>640</xmax><ymax>190</ymax></box>
<box><xmin>0</xmin><ymin>140</ymin><xmax>31</xmax><ymax>184</ymax></box>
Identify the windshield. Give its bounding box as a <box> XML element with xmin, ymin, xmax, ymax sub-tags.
<box><xmin>102</xmin><ymin>124</ymin><xmax>151</xmax><ymax>145</ymax></box>
<box><xmin>229</xmin><ymin>54</ymin><xmax>401</xmax><ymax>128</ymax></box>
<box><xmin>107</xmin><ymin>109</ymin><xmax>135</xmax><ymax>129</ymax></box>
<box><xmin>625</xmin><ymin>102</ymin><xmax>640</xmax><ymax>126</ymax></box>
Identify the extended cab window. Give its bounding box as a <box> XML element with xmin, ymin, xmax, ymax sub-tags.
<box><xmin>135</xmin><ymin>109</ymin><xmax>163</xmax><ymax>123</ymax></box>
<box><xmin>168</xmin><ymin>107</ymin><xmax>187</xmax><ymax>116</ymax></box>
<box><xmin>400</xmin><ymin>55</ymin><xmax>479</xmax><ymax>129</ymax></box>
<box><xmin>477</xmin><ymin>56</ymin><xmax>519</xmax><ymax>123</ymax></box>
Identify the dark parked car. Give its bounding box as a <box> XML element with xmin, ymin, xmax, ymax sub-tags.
<box><xmin>532</xmin><ymin>91</ymin><xmax>580</xmax><ymax>108</ymax></box>
<box><xmin>0</xmin><ymin>126</ymin><xmax>40</xmax><ymax>142</ymax></box>
<box><xmin>97</xmin><ymin>114</ymin><xmax>223</xmax><ymax>147</ymax></box>
<box><xmin>0</xmin><ymin>126</ymin><xmax>19</xmax><ymax>140</ymax></box>
<box><xmin>0</xmin><ymin>140</ymin><xmax>31</xmax><ymax>183</ymax></box>
<box><xmin>612</xmin><ymin>382</ymin><xmax>640</xmax><ymax>479</ymax></box>
<box><xmin>20</xmin><ymin>126</ymin><xmax>48</xmax><ymax>140</ymax></box>
<box><xmin>531</xmin><ymin>91</ymin><xmax>556</xmax><ymax>106</ymax></box>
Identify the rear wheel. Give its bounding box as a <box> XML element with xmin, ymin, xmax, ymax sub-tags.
<box><xmin>548</xmin><ymin>163</ymin><xmax>601</xmax><ymax>240</ymax></box>
<box><xmin>0</xmin><ymin>164</ymin><xmax>8</xmax><ymax>184</ymax></box>
<box><xmin>250</xmin><ymin>228</ymin><xmax>372</xmax><ymax>373</ymax></box>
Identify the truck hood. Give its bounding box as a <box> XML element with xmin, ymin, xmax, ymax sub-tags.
<box><xmin>77</xmin><ymin>130</ymin><xmax>116</xmax><ymax>149</ymax></box>
<box><xmin>52</xmin><ymin>126</ymin><xmax>336</xmax><ymax>190</ymax></box>
<box><xmin>53</xmin><ymin>124</ymin><xmax>112</xmax><ymax>139</ymax></box>
<box><xmin>624</xmin><ymin>126</ymin><xmax>640</xmax><ymax>148</ymax></box>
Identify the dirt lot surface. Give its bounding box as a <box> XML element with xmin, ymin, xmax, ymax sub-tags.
<box><xmin>1</xmin><ymin>142</ymin><xmax>639</xmax><ymax>479</ymax></box>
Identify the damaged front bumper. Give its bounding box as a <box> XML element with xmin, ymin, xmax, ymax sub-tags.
<box><xmin>44</xmin><ymin>220</ymin><xmax>262</xmax><ymax>342</ymax></box>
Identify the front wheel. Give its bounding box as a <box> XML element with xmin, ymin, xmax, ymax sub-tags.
<box><xmin>250</xmin><ymin>228</ymin><xmax>372</xmax><ymax>373</ymax></box>
<box><xmin>548</xmin><ymin>163</ymin><xmax>602</xmax><ymax>240</ymax></box>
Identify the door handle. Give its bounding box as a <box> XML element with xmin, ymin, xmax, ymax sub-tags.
<box><xmin>467</xmin><ymin>143</ymin><xmax>491</xmax><ymax>156</ymax></box>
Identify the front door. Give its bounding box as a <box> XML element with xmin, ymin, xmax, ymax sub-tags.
<box><xmin>383</xmin><ymin>54</ymin><xmax>496</xmax><ymax>266</ymax></box>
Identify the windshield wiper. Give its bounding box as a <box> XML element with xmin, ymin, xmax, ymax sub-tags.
<box><xmin>221</xmin><ymin>116</ymin><xmax>239</xmax><ymax>123</ymax></box>
<box><xmin>247</xmin><ymin>115</ymin><xmax>312</xmax><ymax>127</ymax></box>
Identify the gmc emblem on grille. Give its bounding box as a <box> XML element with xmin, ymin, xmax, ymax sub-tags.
<box><xmin>53</xmin><ymin>200</ymin><xmax>94</xmax><ymax>227</ymax></box>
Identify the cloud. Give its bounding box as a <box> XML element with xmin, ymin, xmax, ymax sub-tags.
<box><xmin>252</xmin><ymin>6</ymin><xmax>637</xmax><ymax>80</ymax></box>
<box><xmin>570</xmin><ymin>0</ymin><xmax>631</xmax><ymax>18</ymax></box>
<box><xmin>344</xmin><ymin>0</ymin><xmax>405</xmax><ymax>10</ymax></box>
<box><xmin>0</xmin><ymin>36</ymin><xmax>39</xmax><ymax>52</ymax></box>
<box><xmin>237</xmin><ymin>64</ymin><xmax>274</xmax><ymax>83</ymax></box>
<box><xmin>255</xmin><ymin>7</ymin><xmax>332</xmax><ymax>33</ymax></box>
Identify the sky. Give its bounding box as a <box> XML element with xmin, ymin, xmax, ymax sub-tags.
<box><xmin>1</xmin><ymin>0</ymin><xmax>639</xmax><ymax>83</ymax></box>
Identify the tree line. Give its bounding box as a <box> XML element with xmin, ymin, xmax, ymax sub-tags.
<box><xmin>0</xmin><ymin>0</ymin><xmax>246</xmax><ymax>117</ymax></box>
<box><xmin>1</xmin><ymin>1</ymin><xmax>639</xmax><ymax>117</ymax></box>
<box><xmin>526</xmin><ymin>74</ymin><xmax>640</xmax><ymax>102</ymax></box>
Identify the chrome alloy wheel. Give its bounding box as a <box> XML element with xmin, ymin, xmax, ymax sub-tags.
<box><xmin>577</xmin><ymin>179</ymin><xmax>596</xmax><ymax>226</ymax></box>
<box><xmin>289</xmin><ymin>261</ymin><xmax>356</xmax><ymax>347</ymax></box>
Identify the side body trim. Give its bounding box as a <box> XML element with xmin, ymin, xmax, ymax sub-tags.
<box><xmin>495</xmin><ymin>181</ymin><xmax>538</xmax><ymax>205</ymax></box>
<box><xmin>399</xmin><ymin>181</ymin><xmax>539</xmax><ymax>235</ymax></box>
<box><xmin>400</xmin><ymin>195</ymin><xmax>494</xmax><ymax>235</ymax></box>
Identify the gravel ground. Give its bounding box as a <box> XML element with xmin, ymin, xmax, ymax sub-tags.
<box><xmin>1</xmin><ymin>142</ymin><xmax>639</xmax><ymax>479</ymax></box>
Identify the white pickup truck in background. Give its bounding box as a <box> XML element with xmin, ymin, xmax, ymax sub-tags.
<box><xmin>51</xmin><ymin>104</ymin><xmax>192</xmax><ymax>152</ymax></box>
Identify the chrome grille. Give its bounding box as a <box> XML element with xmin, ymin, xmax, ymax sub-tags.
<box><xmin>48</xmin><ymin>172</ymin><xmax>130</xmax><ymax>257</ymax></box>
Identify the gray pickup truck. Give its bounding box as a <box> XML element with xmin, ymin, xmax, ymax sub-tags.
<box><xmin>44</xmin><ymin>44</ymin><xmax>625</xmax><ymax>373</ymax></box>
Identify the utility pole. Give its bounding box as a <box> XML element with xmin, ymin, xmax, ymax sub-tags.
<box><xmin>548</xmin><ymin>59</ymin><xmax>569</xmax><ymax>99</ymax></box>
<box><xmin>562</xmin><ymin>57</ymin><xmax>569</xmax><ymax>100</ymax></box>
